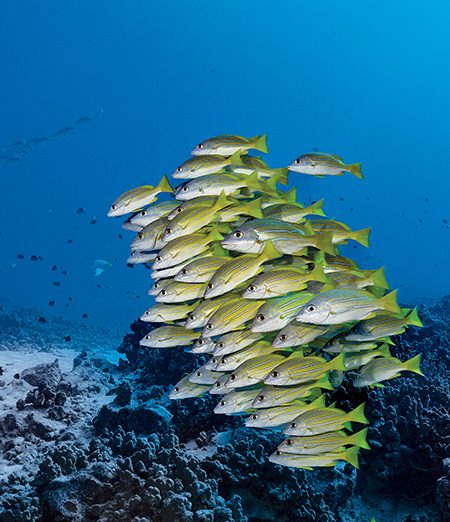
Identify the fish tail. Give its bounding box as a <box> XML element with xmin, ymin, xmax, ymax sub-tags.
<box><xmin>342</xmin><ymin>446</ymin><xmax>360</xmax><ymax>468</ymax></box>
<box><xmin>227</xmin><ymin>150</ymin><xmax>244</xmax><ymax>166</ymax></box>
<box><xmin>379</xmin><ymin>289</ymin><xmax>401</xmax><ymax>315</ymax></box>
<box><xmin>310</xmin><ymin>260</ymin><xmax>330</xmax><ymax>284</ymax></box>
<box><xmin>261</xmin><ymin>240</ymin><xmax>282</xmax><ymax>262</ymax></box>
<box><xmin>214</xmin><ymin>191</ymin><xmax>234</xmax><ymax>210</ymax></box>
<box><xmin>371</xmin><ymin>266</ymin><xmax>389</xmax><ymax>289</ymax></box>
<box><xmin>309</xmin><ymin>392</ymin><xmax>327</xmax><ymax>408</ymax></box>
<box><xmin>406</xmin><ymin>307</ymin><xmax>423</xmax><ymax>327</ymax></box>
<box><xmin>378</xmin><ymin>343</ymin><xmax>391</xmax><ymax>357</ymax></box>
<box><xmin>404</xmin><ymin>354</ymin><xmax>423</xmax><ymax>376</ymax></box>
<box><xmin>254</xmin><ymin>134</ymin><xmax>269</xmax><ymax>154</ymax></box>
<box><xmin>314</xmin><ymin>232</ymin><xmax>338</xmax><ymax>255</ymax></box>
<box><xmin>157</xmin><ymin>175</ymin><xmax>174</xmax><ymax>193</ymax></box>
<box><xmin>273</xmin><ymin>167</ymin><xmax>289</xmax><ymax>186</ymax></box>
<box><xmin>349</xmin><ymin>428</ymin><xmax>371</xmax><ymax>450</ymax></box>
<box><xmin>347</xmin><ymin>162</ymin><xmax>363</xmax><ymax>179</ymax></box>
<box><xmin>245</xmin><ymin>171</ymin><xmax>262</xmax><ymax>193</ymax></box>
<box><xmin>208</xmin><ymin>225</ymin><xmax>225</xmax><ymax>243</ymax></box>
<box><xmin>309</xmin><ymin>198</ymin><xmax>326</xmax><ymax>217</ymax></box>
<box><xmin>328</xmin><ymin>352</ymin><xmax>346</xmax><ymax>371</ymax></box>
<box><xmin>349</xmin><ymin>227</ymin><xmax>371</xmax><ymax>248</ymax></box>
<box><xmin>244</xmin><ymin>198</ymin><xmax>264</xmax><ymax>219</ymax></box>
<box><xmin>348</xmin><ymin>403</ymin><xmax>369</xmax><ymax>425</ymax></box>
<box><xmin>285</xmin><ymin>187</ymin><xmax>297</xmax><ymax>203</ymax></box>
<box><xmin>314</xmin><ymin>374</ymin><xmax>335</xmax><ymax>390</ymax></box>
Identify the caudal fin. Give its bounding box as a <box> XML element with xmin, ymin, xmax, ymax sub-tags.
<box><xmin>306</xmin><ymin>198</ymin><xmax>326</xmax><ymax>217</ymax></box>
<box><xmin>349</xmin><ymin>227</ymin><xmax>370</xmax><ymax>248</ymax></box>
<box><xmin>309</xmin><ymin>261</ymin><xmax>330</xmax><ymax>284</ymax></box>
<box><xmin>347</xmin><ymin>162</ymin><xmax>363</xmax><ymax>179</ymax></box>
<box><xmin>347</xmin><ymin>403</ymin><xmax>369</xmax><ymax>425</ymax></box>
<box><xmin>349</xmin><ymin>428</ymin><xmax>370</xmax><ymax>450</ymax></box>
<box><xmin>208</xmin><ymin>224</ymin><xmax>224</xmax><ymax>243</ymax></box>
<box><xmin>328</xmin><ymin>352</ymin><xmax>346</xmax><ymax>371</ymax></box>
<box><xmin>406</xmin><ymin>307</ymin><xmax>423</xmax><ymax>328</ymax></box>
<box><xmin>227</xmin><ymin>150</ymin><xmax>244</xmax><ymax>166</ymax></box>
<box><xmin>314</xmin><ymin>232</ymin><xmax>338</xmax><ymax>256</ymax></box>
<box><xmin>261</xmin><ymin>240</ymin><xmax>282</xmax><ymax>262</ymax></box>
<box><xmin>404</xmin><ymin>354</ymin><xmax>423</xmax><ymax>376</ymax></box>
<box><xmin>379</xmin><ymin>290</ymin><xmax>402</xmax><ymax>316</ymax></box>
<box><xmin>341</xmin><ymin>446</ymin><xmax>360</xmax><ymax>469</ymax></box>
<box><xmin>370</xmin><ymin>267</ymin><xmax>389</xmax><ymax>289</ymax></box>
<box><xmin>254</xmin><ymin>134</ymin><xmax>269</xmax><ymax>154</ymax></box>
<box><xmin>244</xmin><ymin>198</ymin><xmax>264</xmax><ymax>219</ymax></box>
<box><xmin>273</xmin><ymin>167</ymin><xmax>289</xmax><ymax>186</ymax></box>
<box><xmin>157</xmin><ymin>175</ymin><xmax>174</xmax><ymax>194</ymax></box>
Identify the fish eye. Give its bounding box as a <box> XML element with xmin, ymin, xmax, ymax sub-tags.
<box><xmin>257</xmin><ymin>395</ymin><xmax>264</xmax><ymax>402</ymax></box>
<box><xmin>279</xmin><ymin>334</ymin><xmax>287</xmax><ymax>341</ymax></box>
<box><xmin>154</xmin><ymin>283</ymin><xmax>160</xmax><ymax>288</ymax></box>
<box><xmin>233</xmin><ymin>231</ymin><xmax>243</xmax><ymax>238</ymax></box>
<box><xmin>197</xmin><ymin>338</ymin><xmax>204</xmax><ymax>345</ymax></box>
<box><xmin>111</xmin><ymin>204</ymin><xmax>117</xmax><ymax>210</ymax></box>
<box><xmin>276</xmin><ymin>451</ymin><xmax>282</xmax><ymax>456</ymax></box>
<box><xmin>307</xmin><ymin>305</ymin><xmax>316</xmax><ymax>313</ymax></box>
<box><xmin>230</xmin><ymin>374</ymin><xmax>237</xmax><ymax>381</ymax></box>
<box><xmin>182</xmin><ymin>186</ymin><xmax>189</xmax><ymax>192</ymax></box>
<box><xmin>295</xmin><ymin>158</ymin><xmax>301</xmax><ymax>164</ymax></box>
<box><xmin>181</xmin><ymin>269</ymin><xmax>188</xmax><ymax>275</ymax></box>
<box><xmin>285</xmin><ymin>439</ymin><xmax>293</xmax><ymax>446</ymax></box>
<box><xmin>160</xmin><ymin>290</ymin><xmax>167</xmax><ymax>296</ymax></box>
<box><xmin>251</xmin><ymin>414</ymin><xmax>258</xmax><ymax>420</ymax></box>
<box><xmin>217</xmin><ymin>342</ymin><xmax>224</xmax><ymax>349</ymax></box>
<box><xmin>165</xmin><ymin>228</ymin><xmax>172</xmax><ymax>235</ymax></box>
<box><xmin>174</xmin><ymin>386</ymin><xmax>180</xmax><ymax>392</ymax></box>
<box><xmin>155</xmin><ymin>256</ymin><xmax>162</xmax><ymax>262</ymax></box>
<box><xmin>214</xmin><ymin>381</ymin><xmax>221</xmax><ymax>388</ymax></box>
<box><xmin>196</xmin><ymin>371</ymin><xmax>202</xmax><ymax>377</ymax></box>
<box><xmin>222</xmin><ymin>357</ymin><xmax>227</xmax><ymax>363</ymax></box>
<box><xmin>207</xmin><ymin>283</ymin><xmax>213</xmax><ymax>290</ymax></box>
<box><xmin>257</xmin><ymin>314</ymin><xmax>266</xmax><ymax>322</ymax></box>
<box><xmin>220</xmin><ymin>400</ymin><xmax>227</xmax><ymax>406</ymax></box>
<box><xmin>176</xmin><ymin>207</ymin><xmax>183</xmax><ymax>213</ymax></box>
<box><xmin>206</xmin><ymin>324</ymin><xmax>213</xmax><ymax>330</ymax></box>
<box><xmin>248</xmin><ymin>285</ymin><xmax>256</xmax><ymax>292</ymax></box>
<box><xmin>189</xmin><ymin>314</ymin><xmax>196</xmax><ymax>320</ymax></box>
<box><xmin>176</xmin><ymin>167</ymin><xmax>182</xmax><ymax>172</ymax></box>
<box><xmin>271</xmin><ymin>370</ymin><xmax>280</xmax><ymax>378</ymax></box>
<box><xmin>137</xmin><ymin>233</ymin><xmax>144</xmax><ymax>240</ymax></box>
<box><xmin>140</xmin><ymin>210</ymin><xmax>147</xmax><ymax>216</ymax></box>
<box><xmin>198</xmin><ymin>143</ymin><xmax>204</xmax><ymax>149</ymax></box>
<box><xmin>145</xmin><ymin>310</ymin><xmax>150</xmax><ymax>315</ymax></box>
<box><xmin>290</xmin><ymin>422</ymin><xmax>297</xmax><ymax>429</ymax></box>
<box><xmin>211</xmin><ymin>358</ymin><xmax>217</xmax><ymax>364</ymax></box>
<box><xmin>145</xmin><ymin>335</ymin><xmax>151</xmax><ymax>339</ymax></box>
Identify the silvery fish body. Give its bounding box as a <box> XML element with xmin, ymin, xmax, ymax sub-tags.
<box><xmin>130</xmin><ymin>201</ymin><xmax>179</xmax><ymax>227</ymax></box>
<box><xmin>140</xmin><ymin>326</ymin><xmax>198</xmax><ymax>348</ymax></box>
<box><xmin>214</xmin><ymin>387</ymin><xmax>262</xmax><ymax>415</ymax></box>
<box><xmin>191</xmin><ymin>134</ymin><xmax>268</xmax><ymax>156</ymax></box>
<box><xmin>169</xmin><ymin>376</ymin><xmax>210</xmax><ymax>400</ymax></box>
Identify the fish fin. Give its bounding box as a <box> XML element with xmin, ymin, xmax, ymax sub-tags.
<box><xmin>227</xmin><ymin>150</ymin><xmax>244</xmax><ymax>166</ymax></box>
<box><xmin>300</xmin><ymin>220</ymin><xmax>315</xmax><ymax>236</ymax></box>
<box><xmin>349</xmin><ymin>227</ymin><xmax>371</xmax><ymax>248</ymax></box>
<box><xmin>372</xmin><ymin>383</ymin><xmax>385</xmax><ymax>388</ymax></box>
<box><xmin>314</xmin><ymin>374</ymin><xmax>335</xmax><ymax>390</ymax></box>
<box><xmin>309</xmin><ymin>261</ymin><xmax>330</xmax><ymax>284</ymax></box>
<box><xmin>313</xmin><ymin>232</ymin><xmax>338</xmax><ymax>255</ymax></box>
<box><xmin>208</xmin><ymin>225</ymin><xmax>224</xmax><ymax>242</ymax></box>
<box><xmin>309</xmin><ymin>393</ymin><xmax>327</xmax><ymax>408</ymax></box>
<box><xmin>157</xmin><ymin>175</ymin><xmax>174</xmax><ymax>194</ymax></box>
<box><xmin>347</xmin><ymin>162</ymin><xmax>363</xmax><ymax>179</ymax></box>
<box><xmin>254</xmin><ymin>134</ymin><xmax>269</xmax><ymax>154</ymax></box>
<box><xmin>406</xmin><ymin>307</ymin><xmax>423</xmax><ymax>327</ymax></box>
<box><xmin>328</xmin><ymin>353</ymin><xmax>346</xmax><ymax>371</ymax></box>
<box><xmin>370</xmin><ymin>266</ymin><xmax>388</xmax><ymax>289</ymax></box>
<box><xmin>404</xmin><ymin>354</ymin><xmax>423</xmax><ymax>376</ymax></box>
<box><xmin>285</xmin><ymin>187</ymin><xmax>297</xmax><ymax>203</ymax></box>
<box><xmin>379</xmin><ymin>290</ymin><xmax>401</xmax><ymax>315</ymax></box>
<box><xmin>244</xmin><ymin>198</ymin><xmax>264</xmax><ymax>219</ymax></box>
<box><xmin>245</xmin><ymin>171</ymin><xmax>262</xmax><ymax>193</ymax></box>
<box><xmin>273</xmin><ymin>168</ymin><xmax>289</xmax><ymax>186</ymax></box>
<box><xmin>261</xmin><ymin>241</ymin><xmax>282</xmax><ymax>262</ymax></box>
<box><xmin>307</xmin><ymin>198</ymin><xmax>326</xmax><ymax>217</ymax></box>
<box><xmin>348</xmin><ymin>403</ymin><xmax>369</xmax><ymax>425</ymax></box>
<box><xmin>214</xmin><ymin>191</ymin><xmax>234</xmax><ymax>210</ymax></box>
<box><xmin>342</xmin><ymin>446</ymin><xmax>360</xmax><ymax>469</ymax></box>
<box><xmin>378</xmin><ymin>344</ymin><xmax>391</xmax><ymax>357</ymax></box>
<box><xmin>349</xmin><ymin>428</ymin><xmax>370</xmax><ymax>450</ymax></box>
<box><xmin>344</xmin><ymin>421</ymin><xmax>354</xmax><ymax>431</ymax></box>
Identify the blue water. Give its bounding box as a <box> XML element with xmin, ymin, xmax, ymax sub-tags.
<box><xmin>1</xmin><ymin>1</ymin><xmax>449</xmax><ymax>327</ymax></box>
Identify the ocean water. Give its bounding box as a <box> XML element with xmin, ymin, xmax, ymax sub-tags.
<box><xmin>0</xmin><ymin>2</ymin><xmax>449</xmax><ymax>522</ymax></box>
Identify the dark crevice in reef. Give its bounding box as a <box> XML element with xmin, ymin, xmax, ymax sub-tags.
<box><xmin>0</xmin><ymin>297</ymin><xmax>448</xmax><ymax>521</ymax></box>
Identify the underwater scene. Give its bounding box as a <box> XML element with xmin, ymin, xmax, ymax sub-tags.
<box><xmin>0</xmin><ymin>2</ymin><xmax>449</xmax><ymax>521</ymax></box>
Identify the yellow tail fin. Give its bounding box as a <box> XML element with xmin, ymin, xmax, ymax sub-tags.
<box><xmin>254</xmin><ymin>134</ymin><xmax>269</xmax><ymax>154</ymax></box>
<box><xmin>404</xmin><ymin>354</ymin><xmax>423</xmax><ymax>376</ymax></box>
<box><xmin>379</xmin><ymin>290</ymin><xmax>401</xmax><ymax>315</ymax></box>
<box><xmin>157</xmin><ymin>175</ymin><xmax>174</xmax><ymax>193</ymax></box>
<box><xmin>347</xmin><ymin>162</ymin><xmax>363</xmax><ymax>179</ymax></box>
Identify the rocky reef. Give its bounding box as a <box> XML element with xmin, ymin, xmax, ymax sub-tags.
<box><xmin>0</xmin><ymin>297</ymin><xmax>448</xmax><ymax>521</ymax></box>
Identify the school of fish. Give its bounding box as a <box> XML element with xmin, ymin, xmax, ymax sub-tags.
<box><xmin>108</xmin><ymin>133</ymin><xmax>423</xmax><ymax>471</ymax></box>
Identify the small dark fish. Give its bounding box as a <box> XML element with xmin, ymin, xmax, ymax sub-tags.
<box><xmin>443</xmin><ymin>218</ymin><xmax>448</xmax><ymax>224</ymax></box>
<box><xmin>64</xmin><ymin>335</ymin><xmax>71</xmax><ymax>342</ymax></box>
<box><xmin>67</xmin><ymin>239</ymin><xmax>73</xmax><ymax>244</ymax></box>
<box><xmin>76</xmin><ymin>207</ymin><xmax>85</xmax><ymax>215</ymax></box>
<box><xmin>48</xmin><ymin>300</ymin><xmax>55</xmax><ymax>307</ymax></box>
<box><xmin>61</xmin><ymin>270</ymin><xmax>68</xmax><ymax>275</ymax></box>
<box><xmin>68</xmin><ymin>297</ymin><xmax>73</xmax><ymax>301</ymax></box>
<box><xmin>90</xmin><ymin>218</ymin><xmax>98</xmax><ymax>225</ymax></box>
<box><xmin>38</xmin><ymin>316</ymin><xmax>47</xmax><ymax>323</ymax></box>
<box><xmin>30</xmin><ymin>255</ymin><xmax>39</xmax><ymax>261</ymax></box>
<box><xmin>52</xmin><ymin>265</ymin><xmax>58</xmax><ymax>271</ymax></box>
<box><xmin>418</xmin><ymin>219</ymin><xmax>423</xmax><ymax>223</ymax></box>
<box><xmin>118</xmin><ymin>234</ymin><xmax>123</xmax><ymax>239</ymax></box>
<box><xmin>17</xmin><ymin>254</ymin><xmax>24</xmax><ymax>259</ymax></box>
<box><xmin>339</xmin><ymin>198</ymin><xmax>344</xmax><ymax>201</ymax></box>
<box><xmin>53</xmin><ymin>281</ymin><xmax>61</xmax><ymax>287</ymax></box>
<box><xmin>82</xmin><ymin>313</ymin><xmax>88</xmax><ymax>319</ymax></box>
